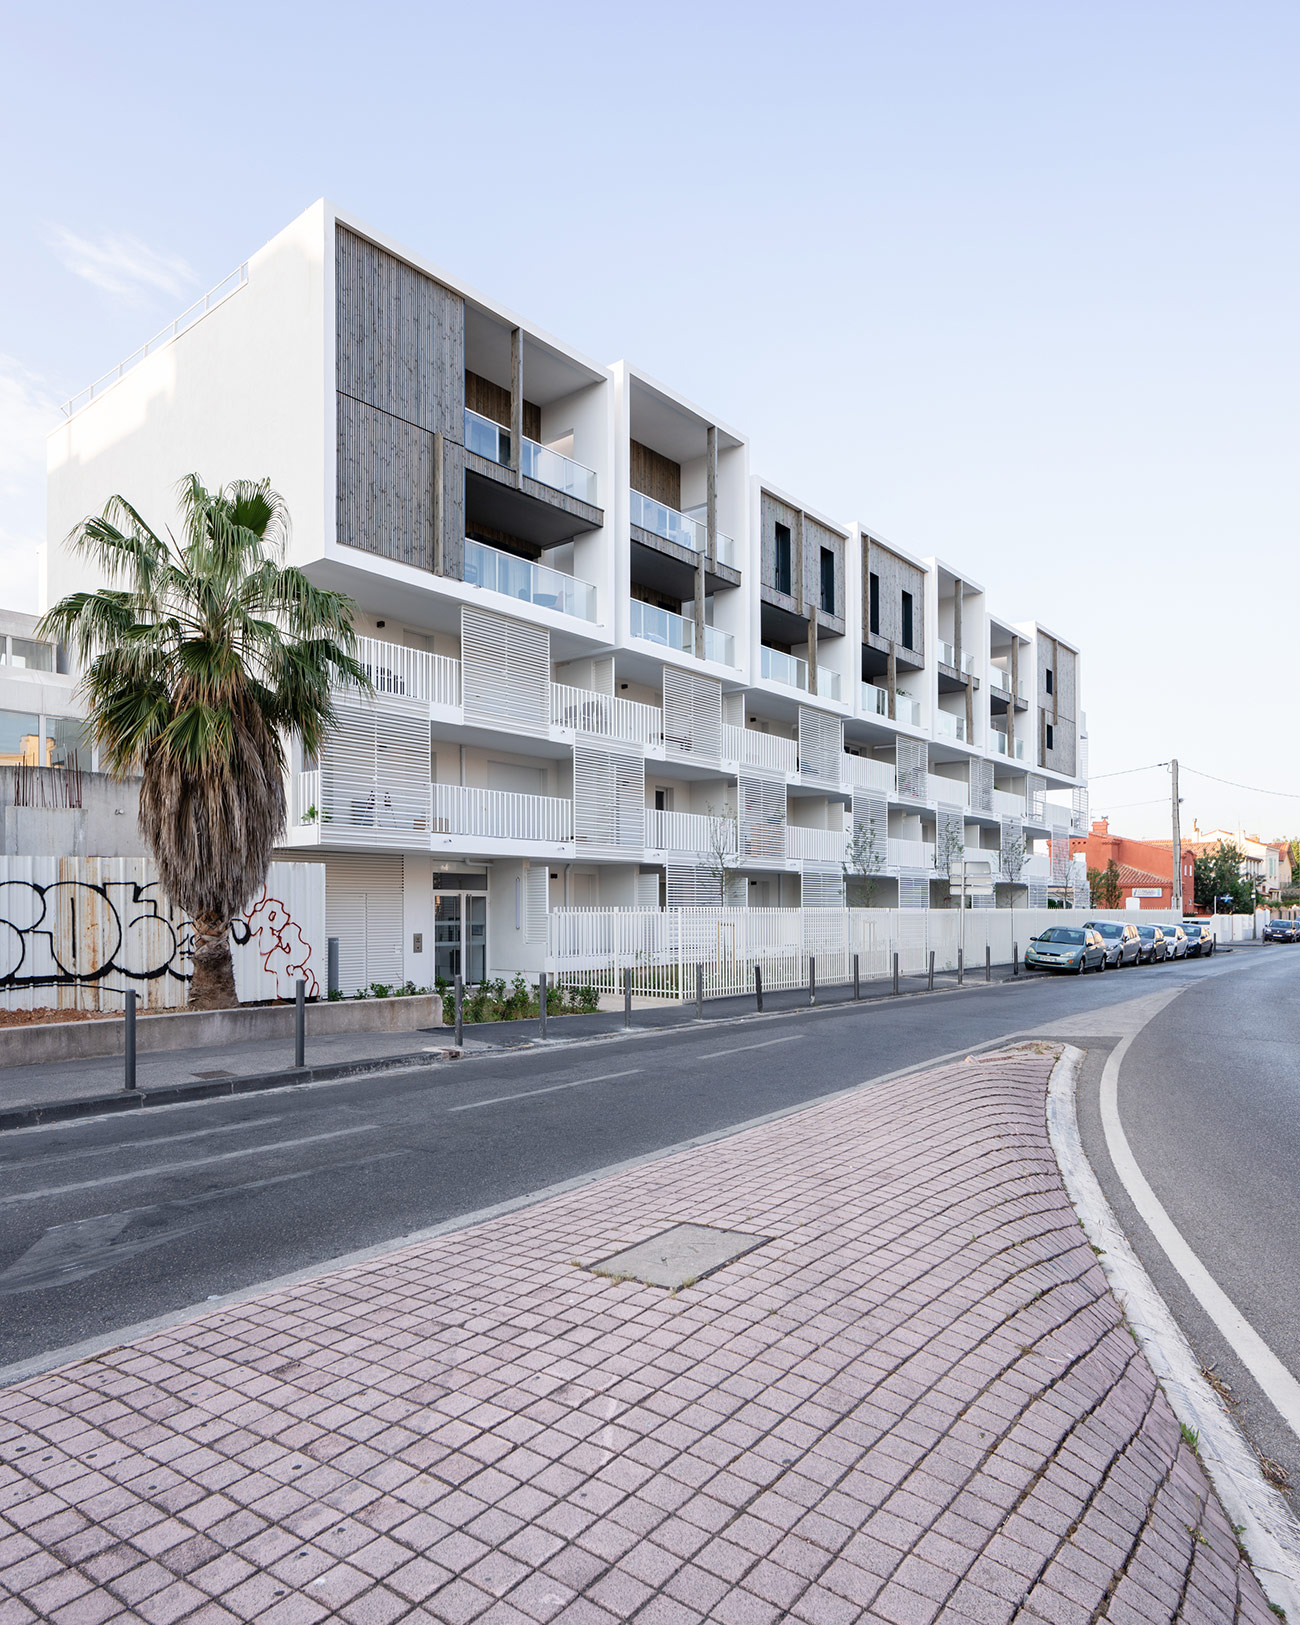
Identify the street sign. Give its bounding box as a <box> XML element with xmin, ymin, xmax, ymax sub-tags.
<box><xmin>950</xmin><ymin>861</ymin><xmax>995</xmax><ymax>897</ymax></box>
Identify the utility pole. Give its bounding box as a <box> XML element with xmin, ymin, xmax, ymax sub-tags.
<box><xmin>1170</xmin><ymin>758</ymin><xmax>1183</xmax><ymax>915</ymax></box>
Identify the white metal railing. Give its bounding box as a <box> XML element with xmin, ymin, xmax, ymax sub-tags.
<box><xmin>990</xmin><ymin>729</ymin><xmax>1025</xmax><ymax>760</ymax></box>
<box><xmin>464</xmin><ymin>538</ymin><xmax>596</xmax><ymax>622</ymax></box>
<box><xmin>551</xmin><ymin>683</ymin><xmax>662</xmax><ymax>747</ymax></box>
<box><xmin>888</xmin><ymin>837</ymin><xmax>936</xmax><ymax>869</ymax></box>
<box><xmin>928</xmin><ymin>773</ymin><xmax>967</xmax><ymax>808</ymax></box>
<box><xmin>786</xmin><ymin>826</ymin><xmax>847</xmax><ymax>863</ymax></box>
<box><xmin>356</xmin><ymin>638</ymin><xmax>461</xmax><ymax>707</ymax></box>
<box><xmin>629</xmin><ymin>489</ymin><xmax>736</xmax><ymax>568</ymax></box>
<box><xmin>722</xmin><ymin>724</ymin><xmax>799</xmax><ymax>774</ymax></box>
<box><xmin>60</xmin><ymin>264</ymin><xmax>249</xmax><ymax>419</ymax></box>
<box><xmin>433</xmin><ymin>783</ymin><xmax>572</xmax><ymax>843</ymax></box>
<box><xmin>629</xmin><ymin>599</ymin><xmax>734</xmax><ymax>666</ymax></box>
<box><xmin>936</xmin><ymin>711</ymin><xmax>967</xmax><ymax>742</ymax></box>
<box><xmin>644</xmin><ymin>808</ymin><xmax>736</xmax><ymax>854</ymax></box>
<box><xmin>991</xmin><ymin>788</ymin><xmax>1026</xmax><ymax>818</ymax></box>
<box><xmin>296</xmin><ymin>771</ymin><xmax>320</xmax><ymax>824</ymax></box>
<box><xmin>842</xmin><ymin>753</ymin><xmax>896</xmax><ymax>795</ymax></box>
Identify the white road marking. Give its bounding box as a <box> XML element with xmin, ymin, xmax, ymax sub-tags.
<box><xmin>1099</xmin><ymin>1025</ymin><xmax>1300</xmax><ymax>1447</ymax></box>
<box><xmin>0</xmin><ymin>1127</ymin><xmax>382</xmax><ymax>1205</ymax></box>
<box><xmin>697</xmin><ymin>1036</ymin><xmax>802</xmax><ymax>1058</ymax></box>
<box><xmin>449</xmin><ymin>1070</ymin><xmax>641</xmax><ymax>1113</ymax></box>
<box><xmin>0</xmin><ymin>1117</ymin><xmax>286</xmax><ymax>1170</ymax></box>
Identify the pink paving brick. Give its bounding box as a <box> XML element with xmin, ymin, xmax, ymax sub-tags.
<box><xmin>0</xmin><ymin>1048</ymin><xmax>1276</xmax><ymax>1623</ymax></box>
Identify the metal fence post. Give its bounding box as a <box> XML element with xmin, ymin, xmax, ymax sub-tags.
<box><xmin>124</xmin><ymin>989</ymin><xmax>137</xmax><ymax>1091</ymax></box>
<box><xmin>958</xmin><ymin>948</ymin><xmax>964</xmax><ymax>985</ymax></box>
<box><xmin>1013</xmin><ymin>941</ymin><xmax>1020</xmax><ymax>975</ymax></box>
<box><xmin>695</xmin><ymin>962</ymin><xmax>704</xmax><ymax>1020</ymax></box>
<box><xmin>985</xmin><ymin>945</ymin><xmax>991</xmax><ymax>983</ymax></box>
<box><xmin>295</xmin><ymin>978</ymin><xmax>305</xmax><ymax>1069</ymax></box>
<box><xmin>454</xmin><ymin>975</ymin><xmax>463</xmax><ymax>1047</ymax></box>
<box><xmin>538</xmin><ymin>971</ymin><xmax>547</xmax><ymax>1040</ymax></box>
<box><xmin>892</xmin><ymin>952</ymin><xmax>900</xmax><ymax>995</ymax></box>
<box><xmin>809</xmin><ymin>956</ymin><xmax>816</xmax><ymax>1006</ymax></box>
<box><xmin>928</xmin><ymin>950</ymin><xmax>935</xmax><ymax>992</ymax></box>
<box><xmin>754</xmin><ymin>963</ymin><xmax>763</xmax><ymax>1012</ymax></box>
<box><xmin>853</xmin><ymin>953</ymin><xmax>860</xmax><ymax>1000</ymax></box>
<box><xmin>327</xmin><ymin>937</ymin><xmax>339</xmax><ymax>997</ymax></box>
<box><xmin>624</xmin><ymin>966</ymin><xmax>633</xmax><ymax>1030</ymax></box>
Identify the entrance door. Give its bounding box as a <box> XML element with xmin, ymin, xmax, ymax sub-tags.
<box><xmin>433</xmin><ymin>873</ymin><xmax>489</xmax><ymax>985</ymax></box>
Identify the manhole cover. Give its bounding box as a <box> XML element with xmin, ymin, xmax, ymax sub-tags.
<box><xmin>588</xmin><ymin>1223</ymin><xmax>769</xmax><ymax>1290</ymax></box>
<box><xmin>191</xmin><ymin>1069</ymin><xmax>235</xmax><ymax>1079</ymax></box>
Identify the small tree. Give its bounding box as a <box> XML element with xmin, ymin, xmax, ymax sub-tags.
<box><xmin>1001</xmin><ymin>830</ymin><xmax>1028</xmax><ymax>887</ymax></box>
<box><xmin>934</xmin><ymin>817</ymin><xmax>965</xmax><ymax>905</ymax></box>
<box><xmin>703</xmin><ymin>801</ymin><xmax>741</xmax><ymax>905</ymax></box>
<box><xmin>1089</xmin><ymin>859</ymin><xmax>1122</xmax><ymax>910</ymax></box>
<box><xmin>1193</xmin><ymin>841</ymin><xmax>1254</xmax><ymax>913</ymax></box>
<box><xmin>843</xmin><ymin>808</ymin><xmax>885</xmax><ymax>907</ymax></box>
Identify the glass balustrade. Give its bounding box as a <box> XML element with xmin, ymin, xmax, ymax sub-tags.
<box><xmin>862</xmin><ymin>682</ymin><xmax>888</xmax><ymax>717</ymax></box>
<box><xmin>936</xmin><ymin>711</ymin><xmax>967</xmax><ymax>742</ymax></box>
<box><xmin>629</xmin><ymin>600</ymin><xmax>734</xmax><ymax>666</ymax></box>
<box><xmin>520</xmin><ymin>439</ymin><xmax>598</xmax><ymax>504</ymax></box>
<box><xmin>463</xmin><ymin>539</ymin><xmax>596</xmax><ymax>621</ymax></box>
<box><xmin>464</xmin><ymin>408</ymin><xmax>509</xmax><ymax>465</ymax></box>
<box><xmin>629</xmin><ymin>490</ymin><xmax>736</xmax><ymax>567</ymax></box>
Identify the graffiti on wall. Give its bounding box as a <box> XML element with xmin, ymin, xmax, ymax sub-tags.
<box><xmin>0</xmin><ymin>873</ymin><xmax>318</xmax><ymax>1005</ymax></box>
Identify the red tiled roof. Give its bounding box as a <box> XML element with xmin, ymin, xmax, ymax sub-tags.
<box><xmin>1116</xmin><ymin>864</ymin><xmax>1169</xmax><ymax>890</ymax></box>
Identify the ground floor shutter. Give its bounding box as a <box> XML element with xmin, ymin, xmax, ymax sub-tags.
<box><xmin>324</xmin><ymin>853</ymin><xmax>404</xmax><ymax>995</ymax></box>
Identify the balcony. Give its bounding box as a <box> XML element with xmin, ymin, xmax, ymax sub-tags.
<box><xmin>356</xmin><ymin>638</ymin><xmax>461</xmax><ymax>707</ymax></box>
<box><xmin>927</xmin><ymin>773</ymin><xmax>967</xmax><ymax>808</ymax></box>
<box><xmin>862</xmin><ymin>682</ymin><xmax>922</xmax><ymax>727</ymax></box>
<box><xmin>434</xmin><ymin>783</ymin><xmax>573</xmax><ymax>844</ymax></box>
<box><xmin>989</xmin><ymin>668</ymin><xmax>1029</xmax><ymax>702</ymax></box>
<box><xmin>722</xmin><ymin>724</ymin><xmax>798</xmax><ymax>775</ymax></box>
<box><xmin>629</xmin><ymin>599</ymin><xmax>734</xmax><ymax>666</ymax></box>
<box><xmin>989</xmin><ymin>729</ymin><xmax>1025</xmax><ymax>760</ymax></box>
<box><xmin>991</xmin><ymin>788</ymin><xmax>1026</xmax><ymax>818</ymax></box>
<box><xmin>936</xmin><ymin>711</ymin><xmax>968</xmax><ymax>743</ymax></box>
<box><xmin>551</xmin><ymin>684</ymin><xmax>662</xmax><ymax>748</ymax></box>
<box><xmin>629</xmin><ymin>489</ymin><xmax>736</xmax><ymax>568</ymax></box>
<box><xmin>786</xmin><ymin>826</ymin><xmax>846</xmax><ymax>863</ymax></box>
<box><xmin>761</xmin><ymin>646</ymin><xmax>842</xmax><ymax>701</ymax></box>
<box><xmin>464</xmin><ymin>409</ymin><xmax>598</xmax><ymax>504</ymax></box>
<box><xmin>888</xmin><ymin>837</ymin><xmax>936</xmax><ymax>869</ymax></box>
<box><xmin>464</xmin><ymin>538</ymin><xmax>596</xmax><ymax>622</ymax></box>
<box><xmin>644</xmin><ymin>808</ymin><xmax>736</xmax><ymax>855</ymax></box>
<box><xmin>842</xmin><ymin>754</ymin><xmax>896</xmax><ymax>795</ymax></box>
<box><xmin>939</xmin><ymin>641</ymin><xmax>977</xmax><ymax>675</ymax></box>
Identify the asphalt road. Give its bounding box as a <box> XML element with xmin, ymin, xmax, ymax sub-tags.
<box><xmin>0</xmin><ymin>950</ymin><xmax>1258</xmax><ymax>1376</ymax></box>
<box><xmin>1074</xmin><ymin>944</ymin><xmax>1300</xmax><ymax>1509</ymax></box>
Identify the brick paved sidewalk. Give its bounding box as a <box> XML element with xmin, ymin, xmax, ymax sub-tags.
<box><xmin>0</xmin><ymin>1045</ymin><xmax>1274</xmax><ymax>1624</ymax></box>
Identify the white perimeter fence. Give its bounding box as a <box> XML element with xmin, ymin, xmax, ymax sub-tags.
<box><xmin>546</xmin><ymin>906</ymin><xmax>1261</xmax><ymax>1001</ymax></box>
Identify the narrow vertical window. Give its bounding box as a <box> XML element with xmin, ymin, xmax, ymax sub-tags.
<box><xmin>900</xmin><ymin>590</ymin><xmax>914</xmax><ymax>649</ymax></box>
<box><xmin>1046</xmin><ymin>668</ymin><xmax>1054</xmax><ymax>695</ymax></box>
<box><xmin>819</xmin><ymin>548</ymin><xmax>835</xmax><ymax>615</ymax></box>
<box><xmin>773</xmin><ymin>523</ymin><xmax>792</xmax><ymax>596</ymax></box>
<box><xmin>869</xmin><ymin>572</ymin><xmax>880</xmax><ymax>635</ymax></box>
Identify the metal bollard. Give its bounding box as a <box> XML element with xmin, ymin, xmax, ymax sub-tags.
<box><xmin>892</xmin><ymin>952</ymin><xmax>900</xmax><ymax>995</ymax></box>
<box><xmin>454</xmin><ymin>975</ymin><xmax>463</xmax><ymax>1048</ymax></box>
<box><xmin>327</xmin><ymin>936</ymin><xmax>340</xmax><ymax>997</ymax></box>
<box><xmin>985</xmin><ymin>945</ymin><xmax>991</xmax><ymax>983</ymax></box>
<box><xmin>754</xmin><ymin>963</ymin><xmax>763</xmax><ymax>1012</ymax></box>
<box><xmin>295</xmin><ymin>978</ymin><xmax>305</xmax><ymax>1069</ymax></box>
<box><xmin>124</xmin><ymin>989</ymin><xmax>137</xmax><ymax>1091</ymax></box>
<box><xmin>624</xmin><ymin>966</ymin><xmax>633</xmax><ymax>1030</ymax></box>
<box><xmin>853</xmin><ymin>953</ymin><xmax>860</xmax><ymax>1001</ymax></box>
<box><xmin>1013</xmin><ymin>941</ymin><xmax>1020</xmax><ymax>975</ymax></box>
<box><xmin>928</xmin><ymin>950</ymin><xmax>935</xmax><ymax>992</ymax></box>
<box><xmin>538</xmin><ymin>971</ymin><xmax>547</xmax><ymax>1040</ymax></box>
<box><xmin>809</xmin><ymin>957</ymin><xmax>816</xmax><ymax>1006</ymax></box>
<box><xmin>958</xmin><ymin>948</ymin><xmax>964</xmax><ymax>985</ymax></box>
<box><xmin>695</xmin><ymin>962</ymin><xmax>704</xmax><ymax>1020</ymax></box>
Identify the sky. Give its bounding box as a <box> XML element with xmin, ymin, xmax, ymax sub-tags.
<box><xmin>2</xmin><ymin>1</ymin><xmax>1296</xmax><ymax>841</ymax></box>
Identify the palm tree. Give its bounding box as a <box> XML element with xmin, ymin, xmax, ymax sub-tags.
<box><xmin>40</xmin><ymin>475</ymin><xmax>367</xmax><ymax>1009</ymax></box>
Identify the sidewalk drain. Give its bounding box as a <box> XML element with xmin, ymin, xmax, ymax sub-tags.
<box><xmin>191</xmin><ymin>1069</ymin><xmax>235</xmax><ymax>1079</ymax></box>
<box><xmin>588</xmin><ymin>1223</ymin><xmax>768</xmax><ymax>1290</ymax></box>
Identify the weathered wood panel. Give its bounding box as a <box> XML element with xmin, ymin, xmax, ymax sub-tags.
<box><xmin>465</xmin><ymin>370</ymin><xmax>541</xmax><ymax>439</ymax></box>
<box><xmin>630</xmin><ymin>440</ymin><xmax>681</xmax><ymax>508</ymax></box>
<box><xmin>862</xmin><ymin>536</ymin><xmax>927</xmax><ymax>661</ymax></box>
<box><xmin>336</xmin><ymin>226</ymin><xmax>464</xmax><ymax>436</ymax></box>
<box><xmin>337</xmin><ymin>395</ymin><xmax>437</xmax><ymax>570</ymax></box>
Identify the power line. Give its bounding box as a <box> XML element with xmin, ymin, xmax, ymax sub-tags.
<box><xmin>1089</xmin><ymin>763</ymin><xmax>1166</xmax><ymax>780</ymax></box>
<box><xmin>1181</xmin><ymin>766</ymin><xmax>1300</xmax><ymax>801</ymax></box>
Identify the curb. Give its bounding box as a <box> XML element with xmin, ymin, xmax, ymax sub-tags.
<box><xmin>1046</xmin><ymin>1043</ymin><xmax>1300</xmax><ymax>1618</ymax></box>
<box><xmin>0</xmin><ymin>1046</ymin><xmax>464</xmax><ymax>1134</ymax></box>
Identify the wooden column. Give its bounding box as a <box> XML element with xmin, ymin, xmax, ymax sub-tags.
<box><xmin>887</xmin><ymin>641</ymin><xmax>897</xmax><ymax>721</ymax></box>
<box><xmin>794</xmin><ymin>510</ymin><xmax>805</xmax><ymax>605</ymax></box>
<box><xmin>952</xmin><ymin>579</ymin><xmax>963</xmax><ymax>665</ymax></box>
<box><xmin>510</xmin><ymin>326</ymin><xmax>523</xmax><ymax>489</ymax></box>
<box><xmin>705</xmin><ymin>426</ymin><xmax>718</xmax><ymax>567</ymax></box>
<box><xmin>964</xmin><ymin>677</ymin><xmax>974</xmax><ymax>740</ymax></box>
<box><xmin>1008</xmin><ymin>640</ymin><xmax>1019</xmax><ymax>750</ymax></box>
<box><xmin>694</xmin><ymin>556</ymin><xmax>707</xmax><ymax>661</ymax></box>
<box><xmin>433</xmin><ymin>430</ymin><xmax>445</xmax><ymax>576</ymax></box>
<box><xmin>807</xmin><ymin>606</ymin><xmax>819</xmax><ymax>693</ymax></box>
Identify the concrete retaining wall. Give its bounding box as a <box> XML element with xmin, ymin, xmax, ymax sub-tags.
<box><xmin>0</xmin><ymin>994</ymin><xmax>443</xmax><ymax>1067</ymax></box>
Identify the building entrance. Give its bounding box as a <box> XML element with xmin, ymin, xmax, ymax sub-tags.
<box><xmin>433</xmin><ymin>871</ymin><xmax>488</xmax><ymax>984</ymax></box>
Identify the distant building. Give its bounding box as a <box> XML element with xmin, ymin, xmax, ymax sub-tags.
<box><xmin>1188</xmin><ymin>827</ymin><xmax>1270</xmax><ymax>893</ymax></box>
<box><xmin>1069</xmin><ymin>818</ymin><xmax>1194</xmax><ymax>910</ymax></box>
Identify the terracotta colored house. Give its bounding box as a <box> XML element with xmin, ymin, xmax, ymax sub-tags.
<box><xmin>1069</xmin><ymin>819</ymin><xmax>1195</xmax><ymax>910</ymax></box>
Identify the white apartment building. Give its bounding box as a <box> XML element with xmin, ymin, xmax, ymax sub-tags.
<box><xmin>45</xmin><ymin>201</ymin><xmax>1088</xmax><ymax>994</ymax></box>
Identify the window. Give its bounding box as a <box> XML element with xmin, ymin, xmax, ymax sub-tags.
<box><xmin>868</xmin><ymin>572</ymin><xmax>880</xmax><ymax>634</ymax></box>
<box><xmin>773</xmin><ymin>522</ymin><xmax>792</xmax><ymax>595</ymax></box>
<box><xmin>1045</xmin><ymin>723</ymin><xmax>1055</xmax><ymax>750</ymax></box>
<box><xmin>900</xmin><ymin>590</ymin><xmax>914</xmax><ymax>649</ymax></box>
<box><xmin>46</xmin><ymin>716</ymin><xmax>90</xmax><ymax>769</ymax></box>
<box><xmin>7</xmin><ymin>637</ymin><xmax>54</xmax><ymax>671</ymax></box>
<box><xmin>0</xmin><ymin>710</ymin><xmax>41</xmax><ymax>767</ymax></box>
<box><xmin>653</xmin><ymin>787</ymin><xmax>674</xmax><ymax>812</ymax></box>
<box><xmin>1045</xmin><ymin>667</ymin><xmax>1054</xmax><ymax>695</ymax></box>
<box><xmin>819</xmin><ymin>548</ymin><xmax>835</xmax><ymax>615</ymax></box>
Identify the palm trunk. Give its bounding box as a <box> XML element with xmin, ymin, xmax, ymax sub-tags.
<box><xmin>190</xmin><ymin>914</ymin><xmax>238</xmax><ymax>1009</ymax></box>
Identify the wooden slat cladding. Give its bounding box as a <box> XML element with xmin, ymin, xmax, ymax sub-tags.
<box><xmin>630</xmin><ymin>440</ymin><xmax>681</xmax><ymax>509</ymax></box>
<box><xmin>465</xmin><ymin>371</ymin><xmax>541</xmax><ymax>440</ymax></box>
<box><xmin>337</xmin><ymin>396</ymin><xmax>438</xmax><ymax>570</ymax></box>
<box><xmin>336</xmin><ymin>226</ymin><xmax>464</xmax><ymax>435</ymax></box>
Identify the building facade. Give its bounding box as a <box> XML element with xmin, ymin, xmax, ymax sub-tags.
<box><xmin>46</xmin><ymin>202</ymin><xmax>1088</xmax><ymax>993</ymax></box>
<box><xmin>1069</xmin><ymin>819</ymin><xmax>1195</xmax><ymax>911</ymax></box>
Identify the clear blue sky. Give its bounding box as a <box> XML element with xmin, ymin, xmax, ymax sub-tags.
<box><xmin>2</xmin><ymin>1</ymin><xmax>1296</xmax><ymax>840</ymax></box>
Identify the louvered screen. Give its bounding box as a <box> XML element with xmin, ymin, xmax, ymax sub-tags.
<box><xmin>801</xmin><ymin>864</ymin><xmax>845</xmax><ymax>907</ymax></box>
<box><xmin>896</xmin><ymin>736</ymin><xmax>928</xmax><ymax>800</ymax></box>
<box><xmin>324</xmin><ymin>853</ymin><xmax>404</xmax><ymax>995</ymax></box>
<box><xmin>1026</xmin><ymin>774</ymin><xmax>1046</xmax><ymax>822</ymax></box>
<box><xmin>1028</xmin><ymin>877</ymin><xmax>1048</xmax><ymax>908</ymax></box>
<box><xmin>525</xmin><ymin>861</ymin><xmax>548</xmax><ymax>944</ymax></box>
<box><xmin>936</xmin><ymin>809</ymin><xmax>965</xmax><ymax>873</ymax></box>
<box><xmin>461</xmin><ymin>606</ymin><xmax>550</xmax><ymax>731</ymax></box>
<box><xmin>797</xmin><ymin>706</ymin><xmax>842</xmax><ymax>784</ymax></box>
<box><xmin>739</xmin><ymin>772</ymin><xmax>787</xmax><ymax>863</ymax></box>
<box><xmin>1000</xmin><ymin>816</ymin><xmax>1026</xmax><ymax>884</ymax></box>
<box><xmin>574</xmin><ymin>743</ymin><xmax>645</xmax><ymax>852</ymax></box>
<box><xmin>636</xmin><ymin>871</ymin><xmax>661</xmax><ymax>907</ymax></box>
<box><xmin>663</xmin><ymin>668</ymin><xmax>722</xmax><ymax>760</ymax></box>
<box><xmin>851</xmin><ymin>792</ymin><xmax>889</xmax><ymax>869</ymax></box>
<box><xmin>1050</xmin><ymin>836</ymin><xmax>1070</xmax><ymax>883</ymax></box>
<box><xmin>320</xmin><ymin>695</ymin><xmax>432</xmax><ymax>847</ymax></box>
<box><xmin>666</xmin><ymin>864</ymin><xmax>720</xmax><ymax>907</ymax></box>
<box><xmin>898</xmin><ymin>872</ymin><xmax>930</xmax><ymax>908</ymax></box>
<box><xmin>970</xmin><ymin>758</ymin><xmax>994</xmax><ymax>812</ymax></box>
<box><xmin>1072</xmin><ymin>784</ymin><xmax>1089</xmax><ymax>835</ymax></box>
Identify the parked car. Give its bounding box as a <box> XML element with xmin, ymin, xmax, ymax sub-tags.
<box><xmin>1160</xmin><ymin>923</ymin><xmax>1189</xmax><ymax>959</ymax></box>
<box><xmin>1025</xmin><ymin>926</ymin><xmax>1107</xmax><ymax>974</ymax></box>
<box><xmin>1263</xmin><ymin>919</ymin><xmax>1296</xmax><ymax>943</ymax></box>
<box><xmin>1085</xmin><ymin>919</ymin><xmax>1143</xmax><ymax>968</ymax></box>
<box><xmin>1134</xmin><ymin>924</ymin><xmax>1168</xmax><ymax>963</ymax></box>
<box><xmin>1180</xmin><ymin>920</ymin><xmax>1216</xmax><ymax>958</ymax></box>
